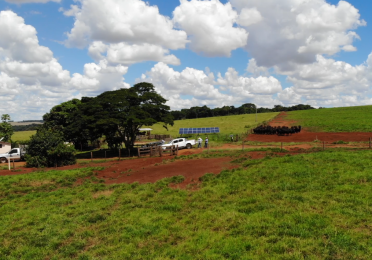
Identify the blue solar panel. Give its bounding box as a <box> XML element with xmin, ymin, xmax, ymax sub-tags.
<box><xmin>178</xmin><ymin>127</ymin><xmax>220</xmax><ymax>134</ymax></box>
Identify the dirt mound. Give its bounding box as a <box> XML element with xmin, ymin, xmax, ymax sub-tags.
<box><xmin>249</xmin><ymin>112</ymin><xmax>372</xmax><ymax>142</ymax></box>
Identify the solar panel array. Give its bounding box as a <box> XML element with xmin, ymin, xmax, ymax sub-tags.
<box><xmin>179</xmin><ymin>127</ymin><xmax>220</xmax><ymax>134</ymax></box>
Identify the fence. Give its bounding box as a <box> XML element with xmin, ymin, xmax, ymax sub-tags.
<box><xmin>241</xmin><ymin>137</ymin><xmax>372</xmax><ymax>152</ymax></box>
<box><xmin>138</xmin><ymin>145</ymin><xmax>178</xmax><ymax>157</ymax></box>
<box><xmin>137</xmin><ymin>134</ymin><xmax>171</xmax><ymax>141</ymax></box>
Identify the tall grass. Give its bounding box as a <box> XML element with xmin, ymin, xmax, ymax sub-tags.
<box><xmin>287</xmin><ymin>105</ymin><xmax>372</xmax><ymax>132</ymax></box>
<box><xmin>2</xmin><ymin>149</ymin><xmax>372</xmax><ymax>258</ymax></box>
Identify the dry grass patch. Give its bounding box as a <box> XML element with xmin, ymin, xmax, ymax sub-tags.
<box><xmin>92</xmin><ymin>190</ymin><xmax>114</xmax><ymax>198</ymax></box>
<box><xmin>28</xmin><ymin>180</ymin><xmax>54</xmax><ymax>187</ymax></box>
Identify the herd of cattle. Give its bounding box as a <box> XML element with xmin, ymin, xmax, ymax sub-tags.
<box><xmin>253</xmin><ymin>125</ymin><xmax>302</xmax><ymax>136</ymax></box>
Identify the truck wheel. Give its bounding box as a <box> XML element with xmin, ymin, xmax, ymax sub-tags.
<box><xmin>186</xmin><ymin>143</ymin><xmax>192</xmax><ymax>149</ymax></box>
<box><xmin>0</xmin><ymin>157</ymin><xmax>7</xmax><ymax>163</ymax></box>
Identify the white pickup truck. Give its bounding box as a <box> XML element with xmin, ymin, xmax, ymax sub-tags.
<box><xmin>161</xmin><ymin>138</ymin><xmax>196</xmax><ymax>150</ymax></box>
<box><xmin>0</xmin><ymin>148</ymin><xmax>27</xmax><ymax>163</ymax></box>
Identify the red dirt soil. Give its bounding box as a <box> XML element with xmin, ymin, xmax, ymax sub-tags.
<box><xmin>248</xmin><ymin>112</ymin><xmax>372</xmax><ymax>142</ymax></box>
<box><xmin>0</xmin><ymin>149</ymin><xmax>273</xmax><ymax>188</ymax></box>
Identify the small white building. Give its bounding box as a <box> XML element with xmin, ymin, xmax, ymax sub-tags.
<box><xmin>0</xmin><ymin>141</ymin><xmax>11</xmax><ymax>153</ymax></box>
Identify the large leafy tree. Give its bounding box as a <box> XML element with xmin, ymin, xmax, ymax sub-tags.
<box><xmin>43</xmin><ymin>99</ymin><xmax>93</xmax><ymax>149</ymax></box>
<box><xmin>80</xmin><ymin>82</ymin><xmax>173</xmax><ymax>150</ymax></box>
<box><xmin>0</xmin><ymin>114</ymin><xmax>14</xmax><ymax>142</ymax></box>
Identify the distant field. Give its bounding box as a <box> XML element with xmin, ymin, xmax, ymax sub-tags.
<box><xmin>12</xmin><ymin>130</ymin><xmax>36</xmax><ymax>141</ymax></box>
<box><xmin>146</xmin><ymin>112</ymin><xmax>279</xmax><ymax>137</ymax></box>
<box><xmin>287</xmin><ymin>105</ymin><xmax>372</xmax><ymax>132</ymax></box>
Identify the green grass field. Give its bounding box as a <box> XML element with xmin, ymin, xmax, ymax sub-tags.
<box><xmin>12</xmin><ymin>130</ymin><xmax>36</xmax><ymax>141</ymax></box>
<box><xmin>2</xmin><ymin>149</ymin><xmax>372</xmax><ymax>259</ymax></box>
<box><xmin>286</xmin><ymin>105</ymin><xmax>372</xmax><ymax>132</ymax></box>
<box><xmin>146</xmin><ymin>112</ymin><xmax>279</xmax><ymax>137</ymax></box>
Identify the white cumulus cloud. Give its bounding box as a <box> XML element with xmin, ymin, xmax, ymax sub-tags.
<box><xmin>64</xmin><ymin>0</ymin><xmax>188</xmax><ymax>50</ymax></box>
<box><xmin>230</xmin><ymin>0</ymin><xmax>366</xmax><ymax>69</ymax></box>
<box><xmin>173</xmin><ymin>0</ymin><xmax>248</xmax><ymax>57</ymax></box>
<box><xmin>0</xmin><ymin>10</ymin><xmax>131</xmax><ymax>120</ymax></box>
<box><xmin>138</xmin><ymin>62</ymin><xmax>283</xmax><ymax>110</ymax></box>
<box><xmin>88</xmin><ymin>41</ymin><xmax>180</xmax><ymax>66</ymax></box>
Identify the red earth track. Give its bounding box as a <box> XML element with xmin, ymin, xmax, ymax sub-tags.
<box><xmin>248</xmin><ymin>112</ymin><xmax>372</xmax><ymax>142</ymax></box>
<box><xmin>0</xmin><ymin>148</ymin><xmax>272</xmax><ymax>188</ymax></box>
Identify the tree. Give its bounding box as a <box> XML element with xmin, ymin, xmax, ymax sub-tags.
<box><xmin>0</xmin><ymin>114</ymin><xmax>14</xmax><ymax>142</ymax></box>
<box><xmin>25</xmin><ymin>128</ymin><xmax>76</xmax><ymax>168</ymax></box>
<box><xmin>79</xmin><ymin>82</ymin><xmax>173</xmax><ymax>150</ymax></box>
<box><xmin>43</xmin><ymin>99</ymin><xmax>89</xmax><ymax>149</ymax></box>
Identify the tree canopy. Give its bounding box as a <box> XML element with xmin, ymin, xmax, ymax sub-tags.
<box><xmin>25</xmin><ymin>128</ymin><xmax>76</xmax><ymax>168</ymax></box>
<box><xmin>0</xmin><ymin>114</ymin><xmax>14</xmax><ymax>142</ymax></box>
<box><xmin>43</xmin><ymin>82</ymin><xmax>173</xmax><ymax>150</ymax></box>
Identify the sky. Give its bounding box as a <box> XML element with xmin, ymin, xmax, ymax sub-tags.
<box><xmin>0</xmin><ymin>0</ymin><xmax>371</xmax><ymax>121</ymax></box>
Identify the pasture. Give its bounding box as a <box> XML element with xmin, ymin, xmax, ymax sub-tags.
<box><xmin>146</xmin><ymin>112</ymin><xmax>279</xmax><ymax>137</ymax></box>
<box><xmin>286</xmin><ymin>105</ymin><xmax>372</xmax><ymax>132</ymax></box>
<box><xmin>1</xmin><ymin>149</ymin><xmax>372</xmax><ymax>259</ymax></box>
<box><xmin>12</xmin><ymin>130</ymin><xmax>36</xmax><ymax>141</ymax></box>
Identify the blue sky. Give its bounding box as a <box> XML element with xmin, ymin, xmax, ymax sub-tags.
<box><xmin>0</xmin><ymin>0</ymin><xmax>371</xmax><ymax>120</ymax></box>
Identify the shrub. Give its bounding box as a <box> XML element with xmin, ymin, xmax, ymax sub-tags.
<box><xmin>25</xmin><ymin>128</ymin><xmax>76</xmax><ymax>168</ymax></box>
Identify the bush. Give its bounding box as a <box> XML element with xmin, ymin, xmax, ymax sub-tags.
<box><xmin>25</xmin><ymin>128</ymin><xmax>76</xmax><ymax>168</ymax></box>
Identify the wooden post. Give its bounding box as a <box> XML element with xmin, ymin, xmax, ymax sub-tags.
<box><xmin>105</xmin><ymin>151</ymin><xmax>107</xmax><ymax>159</ymax></box>
<box><xmin>176</xmin><ymin>145</ymin><xmax>178</xmax><ymax>156</ymax></box>
<box><xmin>8</xmin><ymin>157</ymin><xmax>10</xmax><ymax>171</ymax></box>
<box><xmin>119</xmin><ymin>148</ymin><xmax>121</xmax><ymax>160</ymax></box>
<box><xmin>159</xmin><ymin>146</ymin><xmax>162</xmax><ymax>157</ymax></box>
<box><xmin>242</xmin><ymin>141</ymin><xmax>244</xmax><ymax>151</ymax></box>
<box><xmin>13</xmin><ymin>158</ymin><xmax>15</xmax><ymax>169</ymax></box>
<box><xmin>138</xmin><ymin>147</ymin><xmax>141</xmax><ymax>157</ymax></box>
<box><xmin>128</xmin><ymin>148</ymin><xmax>131</xmax><ymax>158</ymax></box>
<box><xmin>91</xmin><ymin>152</ymin><xmax>93</xmax><ymax>162</ymax></box>
<box><xmin>208</xmin><ymin>143</ymin><xmax>210</xmax><ymax>154</ymax></box>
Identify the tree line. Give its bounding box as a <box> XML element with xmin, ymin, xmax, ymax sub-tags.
<box><xmin>170</xmin><ymin>104</ymin><xmax>314</xmax><ymax>120</ymax></box>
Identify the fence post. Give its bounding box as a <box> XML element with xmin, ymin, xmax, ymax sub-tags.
<box><xmin>119</xmin><ymin>148</ymin><xmax>121</xmax><ymax>161</ymax></box>
<box><xmin>242</xmin><ymin>141</ymin><xmax>244</xmax><ymax>151</ymax></box>
<box><xmin>13</xmin><ymin>158</ymin><xmax>15</xmax><ymax>170</ymax></box>
<box><xmin>105</xmin><ymin>150</ymin><xmax>107</xmax><ymax>159</ymax></box>
<box><xmin>138</xmin><ymin>147</ymin><xmax>141</xmax><ymax>157</ymax></box>
<box><xmin>176</xmin><ymin>145</ymin><xmax>178</xmax><ymax>156</ymax></box>
<box><xmin>159</xmin><ymin>146</ymin><xmax>162</xmax><ymax>157</ymax></box>
<box><xmin>91</xmin><ymin>151</ymin><xmax>93</xmax><ymax>162</ymax></box>
<box><xmin>8</xmin><ymin>157</ymin><xmax>10</xmax><ymax>171</ymax></box>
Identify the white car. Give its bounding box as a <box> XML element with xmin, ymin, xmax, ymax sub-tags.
<box><xmin>161</xmin><ymin>138</ymin><xmax>196</xmax><ymax>150</ymax></box>
<box><xmin>0</xmin><ymin>148</ymin><xmax>27</xmax><ymax>163</ymax></box>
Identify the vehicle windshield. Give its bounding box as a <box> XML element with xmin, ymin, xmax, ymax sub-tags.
<box><xmin>167</xmin><ymin>140</ymin><xmax>173</xmax><ymax>144</ymax></box>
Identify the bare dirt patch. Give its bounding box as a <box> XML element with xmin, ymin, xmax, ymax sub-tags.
<box><xmin>248</xmin><ymin>112</ymin><xmax>372</xmax><ymax>142</ymax></box>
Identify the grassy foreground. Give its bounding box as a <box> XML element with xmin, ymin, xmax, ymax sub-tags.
<box><xmin>146</xmin><ymin>112</ymin><xmax>279</xmax><ymax>137</ymax></box>
<box><xmin>287</xmin><ymin>105</ymin><xmax>372</xmax><ymax>132</ymax></box>
<box><xmin>2</xmin><ymin>149</ymin><xmax>372</xmax><ymax>258</ymax></box>
<box><xmin>12</xmin><ymin>130</ymin><xmax>36</xmax><ymax>141</ymax></box>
